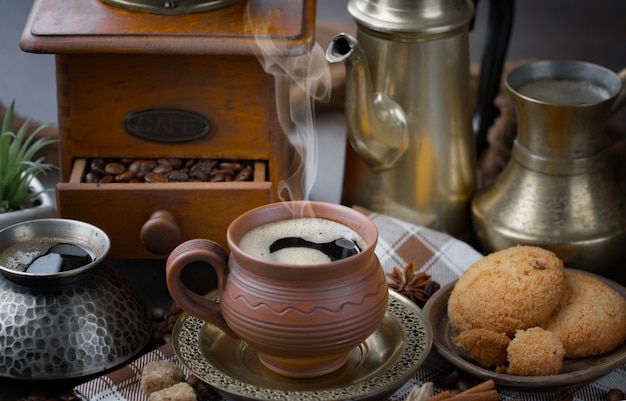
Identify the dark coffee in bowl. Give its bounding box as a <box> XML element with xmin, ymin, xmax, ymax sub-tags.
<box><xmin>0</xmin><ymin>238</ymin><xmax>94</xmax><ymax>274</ymax></box>
<box><xmin>238</xmin><ymin>217</ymin><xmax>365</xmax><ymax>265</ymax></box>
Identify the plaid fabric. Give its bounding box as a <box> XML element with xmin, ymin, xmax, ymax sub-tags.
<box><xmin>75</xmin><ymin>344</ymin><xmax>191</xmax><ymax>401</ymax></box>
<box><xmin>74</xmin><ymin>210</ymin><xmax>626</xmax><ymax>401</ymax></box>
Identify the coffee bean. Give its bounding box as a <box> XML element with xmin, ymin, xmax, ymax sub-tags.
<box><xmin>187</xmin><ymin>374</ymin><xmax>219</xmax><ymax>401</ymax></box>
<box><xmin>606</xmin><ymin>389</ymin><xmax>625</xmax><ymax>401</ymax></box>
<box><xmin>209</xmin><ymin>171</ymin><xmax>226</xmax><ymax>182</ymax></box>
<box><xmin>115</xmin><ymin>171</ymin><xmax>136</xmax><ymax>183</ymax></box>
<box><xmin>219</xmin><ymin>161</ymin><xmax>242</xmax><ymax>170</ymax></box>
<box><xmin>190</xmin><ymin>170</ymin><xmax>210</xmax><ymax>181</ymax></box>
<box><xmin>144</xmin><ymin>172</ymin><xmax>167</xmax><ymax>183</ymax></box>
<box><xmin>221</xmin><ymin>170</ymin><xmax>235</xmax><ymax>181</ymax></box>
<box><xmin>152</xmin><ymin>164</ymin><xmax>173</xmax><ymax>174</ymax></box>
<box><xmin>433</xmin><ymin>369</ymin><xmax>459</xmax><ymax>387</ymax></box>
<box><xmin>235</xmin><ymin>165</ymin><xmax>253</xmax><ymax>181</ymax></box>
<box><xmin>151</xmin><ymin>330</ymin><xmax>164</xmax><ymax>346</ymax></box>
<box><xmin>140</xmin><ymin>159</ymin><xmax>158</xmax><ymax>171</ymax></box>
<box><xmin>455</xmin><ymin>377</ymin><xmax>475</xmax><ymax>392</ymax></box>
<box><xmin>151</xmin><ymin>306</ymin><xmax>167</xmax><ymax>321</ymax></box>
<box><xmin>104</xmin><ymin>162</ymin><xmax>126</xmax><ymax>175</ymax></box>
<box><xmin>85</xmin><ymin>172</ymin><xmax>100</xmax><ymax>183</ymax></box>
<box><xmin>90</xmin><ymin>158</ymin><xmax>107</xmax><ymax>175</ymax></box>
<box><xmin>167</xmin><ymin>171</ymin><xmax>190</xmax><ymax>182</ymax></box>
<box><xmin>158</xmin><ymin>320</ymin><xmax>173</xmax><ymax>332</ymax></box>
<box><xmin>99</xmin><ymin>175</ymin><xmax>114</xmax><ymax>184</ymax></box>
<box><xmin>128</xmin><ymin>160</ymin><xmax>144</xmax><ymax>173</ymax></box>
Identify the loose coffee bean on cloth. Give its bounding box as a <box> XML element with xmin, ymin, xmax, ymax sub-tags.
<box><xmin>71</xmin><ymin>209</ymin><xmax>626</xmax><ymax>401</ymax></box>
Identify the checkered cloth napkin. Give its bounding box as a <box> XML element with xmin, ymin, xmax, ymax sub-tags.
<box><xmin>74</xmin><ymin>210</ymin><xmax>626</xmax><ymax>401</ymax></box>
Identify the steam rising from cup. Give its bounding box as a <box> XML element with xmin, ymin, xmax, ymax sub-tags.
<box><xmin>244</xmin><ymin>4</ymin><xmax>332</xmax><ymax>212</ymax></box>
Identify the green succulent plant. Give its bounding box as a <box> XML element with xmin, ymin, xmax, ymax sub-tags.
<box><xmin>0</xmin><ymin>100</ymin><xmax>58</xmax><ymax>213</ymax></box>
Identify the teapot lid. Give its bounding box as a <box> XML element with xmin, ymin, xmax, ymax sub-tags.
<box><xmin>348</xmin><ymin>0</ymin><xmax>475</xmax><ymax>33</ymax></box>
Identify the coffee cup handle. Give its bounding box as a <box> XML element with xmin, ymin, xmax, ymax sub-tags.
<box><xmin>165</xmin><ymin>239</ymin><xmax>238</xmax><ymax>338</ymax></box>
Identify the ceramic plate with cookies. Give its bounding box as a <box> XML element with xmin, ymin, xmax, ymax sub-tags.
<box><xmin>423</xmin><ymin>246</ymin><xmax>626</xmax><ymax>389</ymax></box>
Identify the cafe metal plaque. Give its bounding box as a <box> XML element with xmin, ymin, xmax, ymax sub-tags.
<box><xmin>124</xmin><ymin>108</ymin><xmax>211</xmax><ymax>143</ymax></box>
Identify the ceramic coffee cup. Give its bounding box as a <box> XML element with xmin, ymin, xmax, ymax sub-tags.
<box><xmin>166</xmin><ymin>201</ymin><xmax>388</xmax><ymax>378</ymax></box>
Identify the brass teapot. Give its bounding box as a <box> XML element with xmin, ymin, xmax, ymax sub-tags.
<box><xmin>326</xmin><ymin>0</ymin><xmax>513</xmax><ymax>239</ymax></box>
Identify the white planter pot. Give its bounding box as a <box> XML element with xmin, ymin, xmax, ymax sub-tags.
<box><xmin>0</xmin><ymin>176</ymin><xmax>56</xmax><ymax>230</ymax></box>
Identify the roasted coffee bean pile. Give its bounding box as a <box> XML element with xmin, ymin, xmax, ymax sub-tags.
<box><xmin>85</xmin><ymin>158</ymin><xmax>255</xmax><ymax>184</ymax></box>
<box><xmin>150</xmin><ymin>302</ymin><xmax>184</xmax><ymax>348</ymax></box>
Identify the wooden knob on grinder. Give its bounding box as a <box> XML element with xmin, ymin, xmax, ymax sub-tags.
<box><xmin>140</xmin><ymin>210</ymin><xmax>182</xmax><ymax>255</ymax></box>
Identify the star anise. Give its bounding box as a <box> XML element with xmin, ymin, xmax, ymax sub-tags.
<box><xmin>387</xmin><ymin>261</ymin><xmax>440</xmax><ymax>307</ymax></box>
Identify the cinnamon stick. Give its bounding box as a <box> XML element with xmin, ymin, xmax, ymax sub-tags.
<box><xmin>427</xmin><ymin>390</ymin><xmax>452</xmax><ymax>400</ymax></box>
<box><xmin>426</xmin><ymin>379</ymin><xmax>497</xmax><ymax>401</ymax></box>
<box><xmin>449</xmin><ymin>389</ymin><xmax>498</xmax><ymax>401</ymax></box>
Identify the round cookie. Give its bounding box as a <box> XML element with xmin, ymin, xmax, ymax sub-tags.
<box><xmin>448</xmin><ymin>246</ymin><xmax>565</xmax><ymax>336</ymax></box>
<box><xmin>506</xmin><ymin>327</ymin><xmax>565</xmax><ymax>376</ymax></box>
<box><xmin>540</xmin><ymin>272</ymin><xmax>626</xmax><ymax>358</ymax></box>
<box><xmin>452</xmin><ymin>328</ymin><xmax>510</xmax><ymax>369</ymax></box>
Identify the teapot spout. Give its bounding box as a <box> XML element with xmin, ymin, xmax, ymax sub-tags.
<box><xmin>326</xmin><ymin>33</ymin><xmax>409</xmax><ymax>173</ymax></box>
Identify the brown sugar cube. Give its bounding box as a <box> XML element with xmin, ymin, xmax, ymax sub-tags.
<box><xmin>149</xmin><ymin>382</ymin><xmax>197</xmax><ymax>401</ymax></box>
<box><xmin>141</xmin><ymin>361</ymin><xmax>184</xmax><ymax>395</ymax></box>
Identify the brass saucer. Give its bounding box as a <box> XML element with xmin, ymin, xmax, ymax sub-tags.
<box><xmin>172</xmin><ymin>290</ymin><xmax>432</xmax><ymax>401</ymax></box>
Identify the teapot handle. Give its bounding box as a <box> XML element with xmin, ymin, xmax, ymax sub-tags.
<box><xmin>165</xmin><ymin>239</ymin><xmax>238</xmax><ymax>338</ymax></box>
<box><xmin>472</xmin><ymin>0</ymin><xmax>515</xmax><ymax>158</ymax></box>
<box><xmin>609</xmin><ymin>67</ymin><xmax>626</xmax><ymax>117</ymax></box>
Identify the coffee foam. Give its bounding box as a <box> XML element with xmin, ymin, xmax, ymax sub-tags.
<box><xmin>238</xmin><ymin>217</ymin><xmax>365</xmax><ymax>265</ymax></box>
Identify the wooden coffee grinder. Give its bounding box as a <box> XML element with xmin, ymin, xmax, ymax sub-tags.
<box><xmin>20</xmin><ymin>0</ymin><xmax>315</xmax><ymax>258</ymax></box>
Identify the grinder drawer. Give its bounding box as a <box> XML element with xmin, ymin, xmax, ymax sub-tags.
<box><xmin>57</xmin><ymin>159</ymin><xmax>273</xmax><ymax>259</ymax></box>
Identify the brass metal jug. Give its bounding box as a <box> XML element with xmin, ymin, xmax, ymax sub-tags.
<box><xmin>326</xmin><ymin>0</ymin><xmax>513</xmax><ymax>239</ymax></box>
<box><xmin>472</xmin><ymin>60</ymin><xmax>626</xmax><ymax>272</ymax></box>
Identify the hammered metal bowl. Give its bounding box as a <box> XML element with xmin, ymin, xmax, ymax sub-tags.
<box><xmin>0</xmin><ymin>218</ymin><xmax>152</xmax><ymax>380</ymax></box>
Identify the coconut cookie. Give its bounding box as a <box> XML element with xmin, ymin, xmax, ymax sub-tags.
<box><xmin>452</xmin><ymin>328</ymin><xmax>510</xmax><ymax>369</ymax></box>
<box><xmin>447</xmin><ymin>246</ymin><xmax>565</xmax><ymax>336</ymax></box>
<box><xmin>541</xmin><ymin>272</ymin><xmax>626</xmax><ymax>358</ymax></box>
<box><xmin>506</xmin><ymin>327</ymin><xmax>565</xmax><ymax>376</ymax></box>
